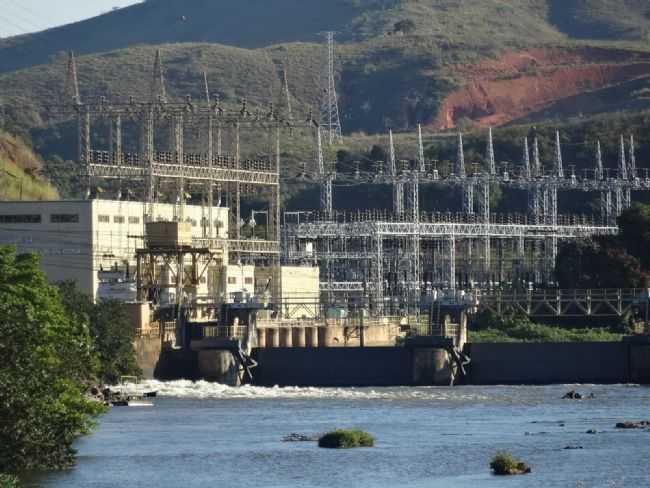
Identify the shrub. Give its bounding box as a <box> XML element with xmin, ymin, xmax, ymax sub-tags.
<box><xmin>490</xmin><ymin>452</ymin><xmax>531</xmax><ymax>475</ymax></box>
<box><xmin>318</xmin><ymin>429</ymin><xmax>375</xmax><ymax>449</ymax></box>
<box><xmin>0</xmin><ymin>474</ymin><xmax>20</xmax><ymax>487</ymax></box>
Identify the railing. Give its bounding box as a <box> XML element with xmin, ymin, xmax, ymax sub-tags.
<box><xmin>200</xmin><ymin>325</ymin><xmax>248</xmax><ymax>339</ymax></box>
<box><xmin>286</xmin><ymin>209</ymin><xmax>604</xmax><ymax>227</ymax></box>
<box><xmin>89</xmin><ymin>150</ymin><xmax>276</xmax><ymax>173</ymax></box>
<box><xmin>474</xmin><ymin>288</ymin><xmax>650</xmax><ymax>318</ymax></box>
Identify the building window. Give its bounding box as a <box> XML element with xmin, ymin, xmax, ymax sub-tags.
<box><xmin>50</xmin><ymin>214</ymin><xmax>79</xmax><ymax>223</ymax></box>
<box><xmin>244</xmin><ymin>277</ymin><xmax>253</xmax><ymax>285</ymax></box>
<box><xmin>114</xmin><ymin>216</ymin><xmax>125</xmax><ymax>224</ymax></box>
<box><xmin>0</xmin><ymin>214</ymin><xmax>41</xmax><ymax>224</ymax></box>
<box><xmin>98</xmin><ymin>215</ymin><xmax>110</xmax><ymax>223</ymax></box>
<box><xmin>227</xmin><ymin>277</ymin><xmax>237</xmax><ymax>284</ymax></box>
<box><xmin>128</xmin><ymin>216</ymin><xmax>140</xmax><ymax>224</ymax></box>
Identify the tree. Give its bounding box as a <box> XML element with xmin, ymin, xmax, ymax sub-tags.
<box><xmin>555</xmin><ymin>240</ymin><xmax>647</xmax><ymax>289</ymax></box>
<box><xmin>368</xmin><ymin>144</ymin><xmax>387</xmax><ymax>163</ymax></box>
<box><xmin>58</xmin><ymin>282</ymin><xmax>141</xmax><ymax>385</ymax></box>
<box><xmin>617</xmin><ymin>204</ymin><xmax>650</xmax><ymax>269</ymax></box>
<box><xmin>394</xmin><ymin>19</ymin><xmax>416</xmax><ymax>34</ymax></box>
<box><xmin>0</xmin><ymin>247</ymin><xmax>104</xmax><ymax>472</ymax></box>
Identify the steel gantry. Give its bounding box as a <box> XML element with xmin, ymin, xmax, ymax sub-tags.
<box><xmin>284</xmin><ymin>125</ymin><xmax>646</xmax><ymax>315</ymax></box>
<box><xmin>53</xmin><ymin>50</ymin><xmax>316</xmax><ymax>305</ymax></box>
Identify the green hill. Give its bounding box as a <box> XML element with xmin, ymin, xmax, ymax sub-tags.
<box><xmin>2</xmin><ymin>0</ymin><xmax>650</xmax><ymax>74</ymax></box>
<box><xmin>549</xmin><ymin>0</ymin><xmax>650</xmax><ymax>40</ymax></box>
<box><xmin>2</xmin><ymin>0</ymin><xmax>650</xmax><ymax>166</ymax></box>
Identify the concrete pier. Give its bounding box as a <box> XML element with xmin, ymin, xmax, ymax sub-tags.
<box><xmin>267</xmin><ymin>328</ymin><xmax>279</xmax><ymax>348</ymax></box>
<box><xmin>306</xmin><ymin>327</ymin><xmax>318</xmax><ymax>347</ymax></box>
<box><xmin>293</xmin><ymin>327</ymin><xmax>306</xmax><ymax>347</ymax></box>
<box><xmin>257</xmin><ymin>329</ymin><xmax>267</xmax><ymax>348</ymax></box>
<box><xmin>280</xmin><ymin>328</ymin><xmax>293</xmax><ymax>347</ymax></box>
<box><xmin>197</xmin><ymin>350</ymin><xmax>240</xmax><ymax>385</ymax></box>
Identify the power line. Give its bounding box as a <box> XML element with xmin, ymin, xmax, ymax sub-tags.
<box><xmin>0</xmin><ymin>13</ymin><xmax>34</xmax><ymax>37</ymax></box>
<box><xmin>0</xmin><ymin>0</ymin><xmax>49</xmax><ymax>32</ymax></box>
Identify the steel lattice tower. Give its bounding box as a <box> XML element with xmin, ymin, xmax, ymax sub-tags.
<box><xmin>320</xmin><ymin>32</ymin><xmax>342</xmax><ymax>145</ymax></box>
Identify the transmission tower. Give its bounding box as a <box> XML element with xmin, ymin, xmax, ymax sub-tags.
<box><xmin>281</xmin><ymin>63</ymin><xmax>293</xmax><ymax>120</ymax></box>
<box><xmin>64</xmin><ymin>51</ymin><xmax>80</xmax><ymax>104</ymax></box>
<box><xmin>320</xmin><ymin>32</ymin><xmax>343</xmax><ymax>145</ymax></box>
<box><xmin>151</xmin><ymin>49</ymin><xmax>167</xmax><ymax>103</ymax></box>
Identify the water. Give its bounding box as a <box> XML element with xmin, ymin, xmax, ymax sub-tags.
<box><xmin>33</xmin><ymin>382</ymin><xmax>650</xmax><ymax>487</ymax></box>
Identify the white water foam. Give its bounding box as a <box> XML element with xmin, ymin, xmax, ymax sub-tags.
<box><xmin>137</xmin><ymin>379</ymin><xmax>491</xmax><ymax>401</ymax></box>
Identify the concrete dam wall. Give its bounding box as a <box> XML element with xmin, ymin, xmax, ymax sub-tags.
<box><xmin>466</xmin><ymin>342</ymin><xmax>630</xmax><ymax>385</ymax></box>
<box><xmin>137</xmin><ymin>337</ymin><xmax>650</xmax><ymax>386</ymax></box>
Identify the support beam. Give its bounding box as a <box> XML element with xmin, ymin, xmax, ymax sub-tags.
<box><xmin>554</xmin><ymin>130</ymin><xmax>564</xmax><ymax>178</ymax></box>
<box><xmin>487</xmin><ymin>127</ymin><xmax>496</xmax><ymax>176</ymax></box>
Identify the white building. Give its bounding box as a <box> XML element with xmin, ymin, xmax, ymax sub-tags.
<box><xmin>0</xmin><ymin>200</ymin><xmax>228</xmax><ymax>299</ymax></box>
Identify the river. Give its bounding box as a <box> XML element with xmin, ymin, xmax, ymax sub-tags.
<box><xmin>34</xmin><ymin>382</ymin><xmax>650</xmax><ymax>487</ymax></box>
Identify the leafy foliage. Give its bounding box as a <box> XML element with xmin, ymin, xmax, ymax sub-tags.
<box><xmin>393</xmin><ymin>19</ymin><xmax>416</xmax><ymax>34</ymax></box>
<box><xmin>556</xmin><ymin>204</ymin><xmax>650</xmax><ymax>289</ymax></box>
<box><xmin>57</xmin><ymin>282</ymin><xmax>141</xmax><ymax>385</ymax></box>
<box><xmin>318</xmin><ymin>429</ymin><xmax>375</xmax><ymax>448</ymax></box>
<box><xmin>0</xmin><ymin>474</ymin><xmax>19</xmax><ymax>488</ymax></box>
<box><xmin>0</xmin><ymin>247</ymin><xmax>105</xmax><ymax>472</ymax></box>
<box><xmin>470</xmin><ymin>311</ymin><xmax>624</xmax><ymax>343</ymax></box>
<box><xmin>490</xmin><ymin>452</ymin><xmax>531</xmax><ymax>475</ymax></box>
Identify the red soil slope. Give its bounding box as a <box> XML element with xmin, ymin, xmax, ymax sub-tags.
<box><xmin>434</xmin><ymin>47</ymin><xmax>650</xmax><ymax>130</ymax></box>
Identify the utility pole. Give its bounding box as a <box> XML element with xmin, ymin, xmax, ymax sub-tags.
<box><xmin>320</xmin><ymin>31</ymin><xmax>343</xmax><ymax>145</ymax></box>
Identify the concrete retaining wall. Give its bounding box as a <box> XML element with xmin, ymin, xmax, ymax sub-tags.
<box><xmin>133</xmin><ymin>336</ymin><xmax>162</xmax><ymax>379</ymax></box>
<box><xmin>466</xmin><ymin>342</ymin><xmax>630</xmax><ymax>385</ymax></box>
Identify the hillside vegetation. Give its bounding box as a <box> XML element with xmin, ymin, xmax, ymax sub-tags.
<box><xmin>2</xmin><ymin>0</ymin><xmax>650</xmax><ymax>194</ymax></box>
<box><xmin>0</xmin><ymin>0</ymin><xmax>557</xmax><ymax>73</ymax></box>
<box><xmin>2</xmin><ymin>2</ymin><xmax>650</xmax><ymax>132</ymax></box>
<box><xmin>0</xmin><ymin>131</ymin><xmax>59</xmax><ymax>201</ymax></box>
<box><xmin>4</xmin><ymin>0</ymin><xmax>650</xmax><ymax>75</ymax></box>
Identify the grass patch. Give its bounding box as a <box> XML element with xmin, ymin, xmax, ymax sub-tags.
<box><xmin>318</xmin><ymin>429</ymin><xmax>375</xmax><ymax>449</ymax></box>
<box><xmin>490</xmin><ymin>452</ymin><xmax>531</xmax><ymax>476</ymax></box>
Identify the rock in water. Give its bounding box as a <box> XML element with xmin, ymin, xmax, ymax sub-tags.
<box><xmin>283</xmin><ymin>433</ymin><xmax>319</xmax><ymax>442</ymax></box>
<box><xmin>563</xmin><ymin>390</ymin><xmax>583</xmax><ymax>400</ymax></box>
<box><xmin>615</xmin><ymin>421</ymin><xmax>650</xmax><ymax>429</ymax></box>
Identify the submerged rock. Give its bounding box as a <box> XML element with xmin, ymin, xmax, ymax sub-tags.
<box><xmin>615</xmin><ymin>421</ymin><xmax>650</xmax><ymax>429</ymax></box>
<box><xmin>563</xmin><ymin>446</ymin><xmax>584</xmax><ymax>450</ymax></box>
<box><xmin>283</xmin><ymin>433</ymin><xmax>319</xmax><ymax>442</ymax></box>
<box><xmin>563</xmin><ymin>390</ymin><xmax>583</xmax><ymax>400</ymax></box>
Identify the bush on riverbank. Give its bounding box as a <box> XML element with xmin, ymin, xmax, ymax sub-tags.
<box><xmin>0</xmin><ymin>474</ymin><xmax>19</xmax><ymax>488</ymax></box>
<box><xmin>0</xmin><ymin>248</ymin><xmax>106</xmax><ymax>473</ymax></box>
<box><xmin>469</xmin><ymin>311</ymin><xmax>624</xmax><ymax>343</ymax></box>
<box><xmin>318</xmin><ymin>430</ymin><xmax>375</xmax><ymax>449</ymax></box>
<box><xmin>57</xmin><ymin>282</ymin><xmax>141</xmax><ymax>384</ymax></box>
<box><xmin>490</xmin><ymin>452</ymin><xmax>531</xmax><ymax>475</ymax></box>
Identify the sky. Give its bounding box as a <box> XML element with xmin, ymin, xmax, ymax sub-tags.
<box><xmin>0</xmin><ymin>0</ymin><xmax>140</xmax><ymax>38</ymax></box>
